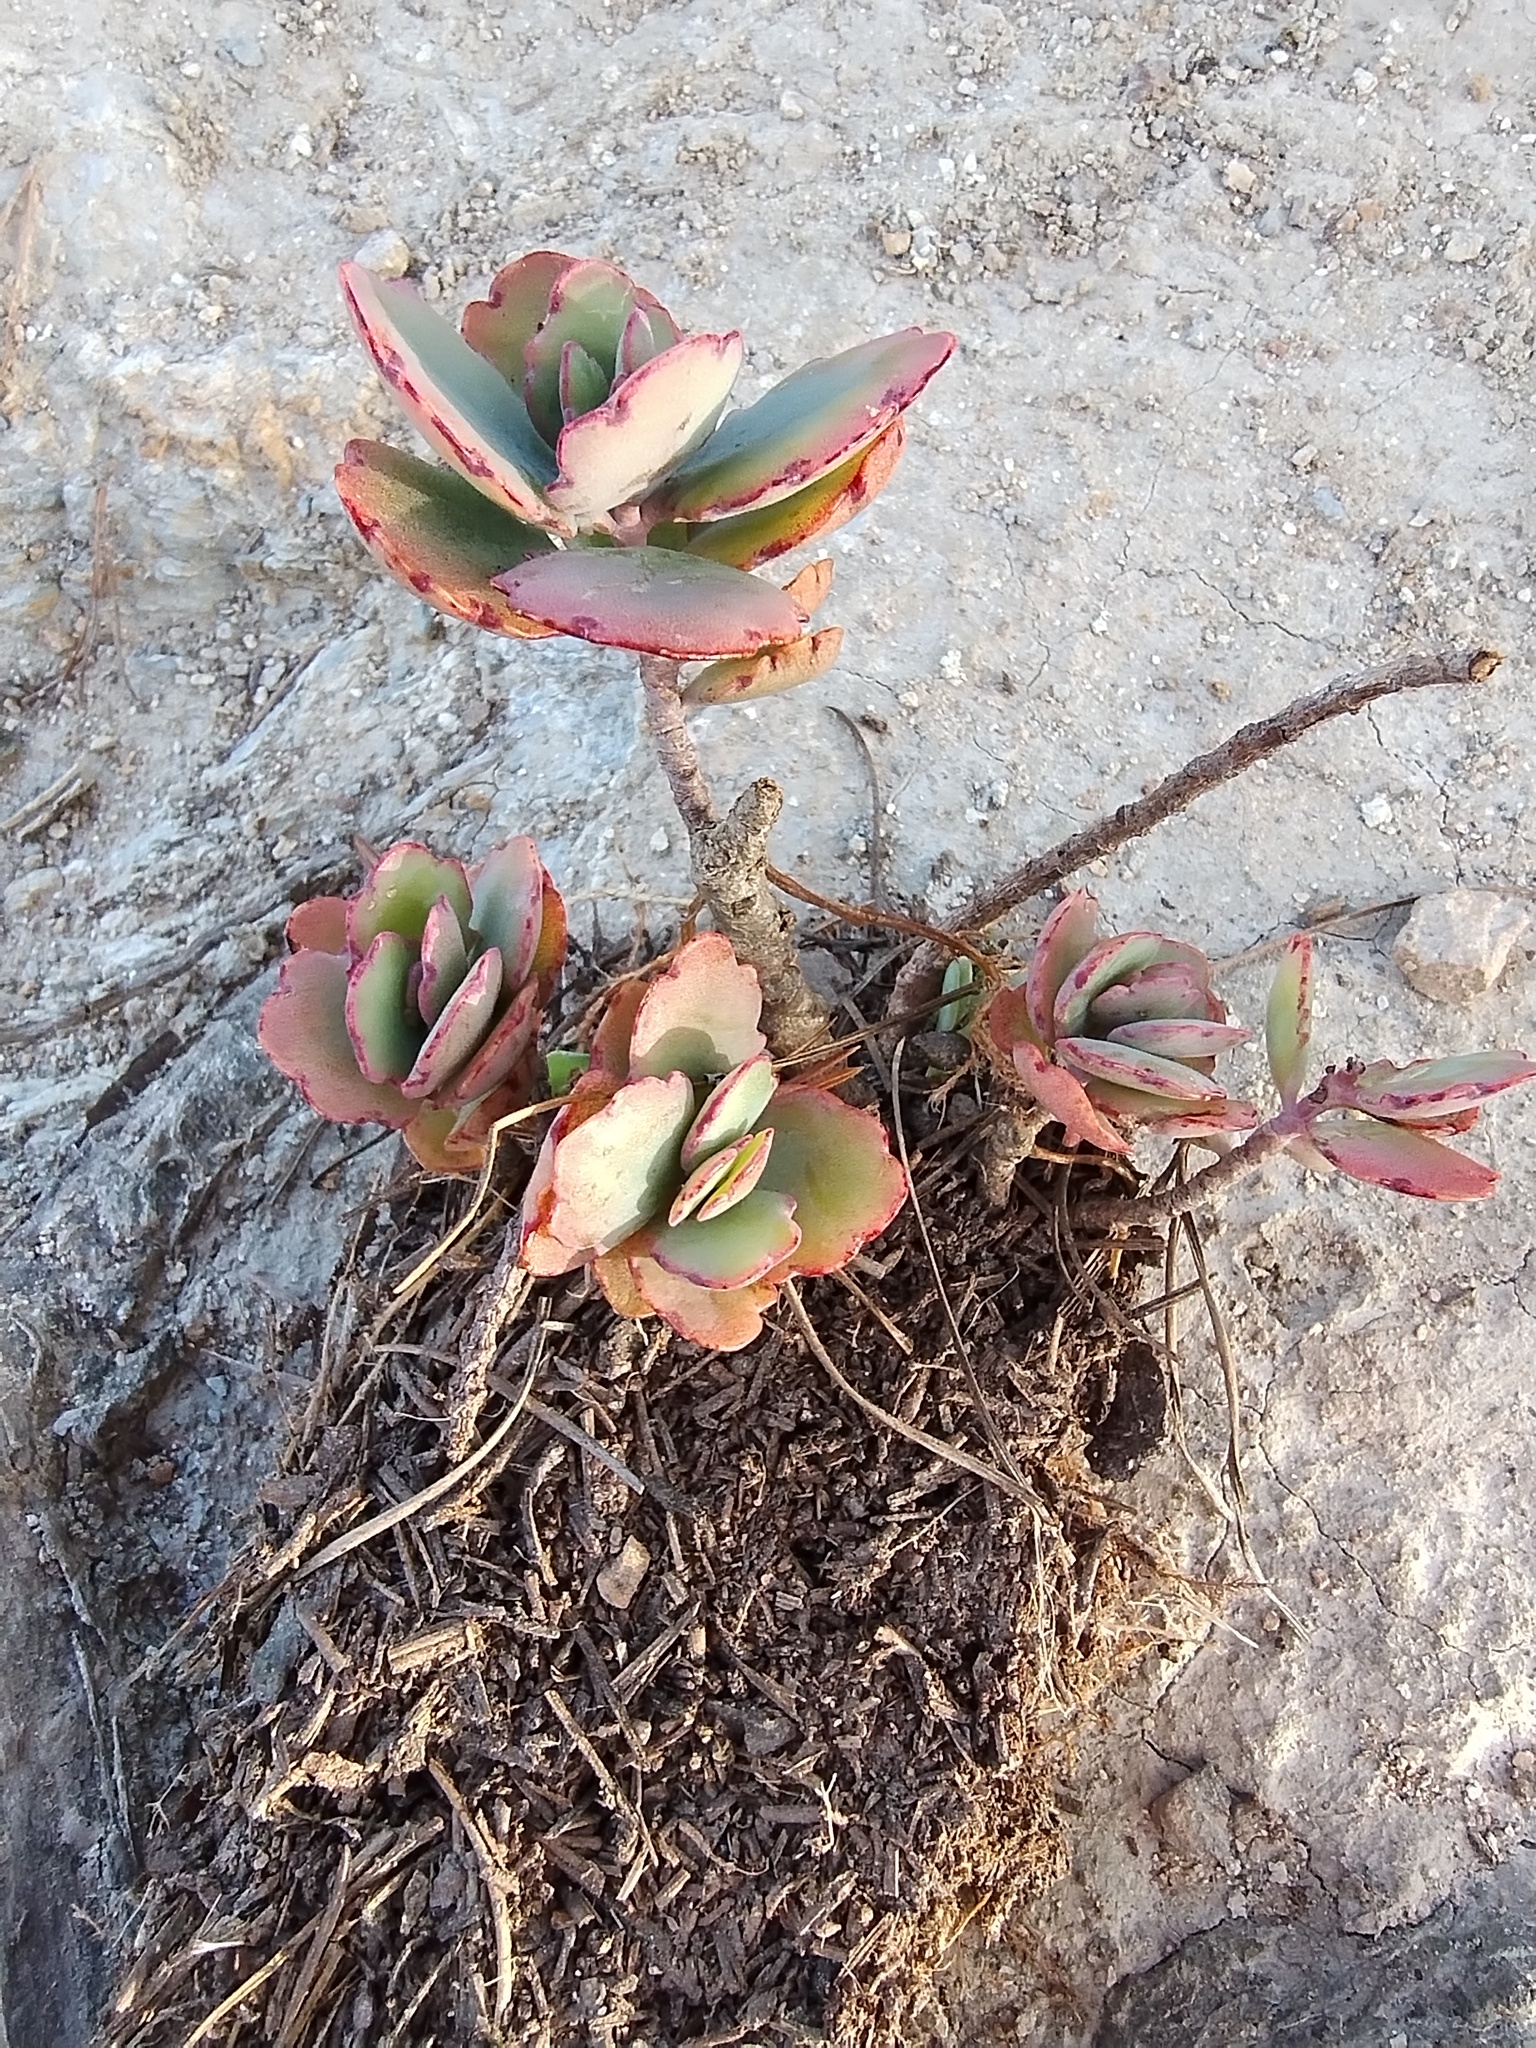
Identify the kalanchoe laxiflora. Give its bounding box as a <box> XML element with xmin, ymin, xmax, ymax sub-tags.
<box><xmin>335</xmin><ymin>249</ymin><xmax>954</xmax><ymax>673</ymax></box>
<box><xmin>1263</xmin><ymin>932</ymin><xmax>1536</xmax><ymax>1198</ymax></box>
<box><xmin>984</xmin><ymin>890</ymin><xmax>1257</xmax><ymax>1154</ymax></box>
<box><xmin>520</xmin><ymin>933</ymin><xmax>907</xmax><ymax>1350</ymax></box>
<box><xmin>259</xmin><ymin>836</ymin><xmax>566</xmax><ymax>1174</ymax></box>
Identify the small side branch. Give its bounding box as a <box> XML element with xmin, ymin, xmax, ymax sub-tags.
<box><xmin>953</xmin><ymin>646</ymin><xmax>1501</xmax><ymax>935</ymax></box>
<box><xmin>638</xmin><ymin>655</ymin><xmax>831</xmax><ymax>1055</ymax></box>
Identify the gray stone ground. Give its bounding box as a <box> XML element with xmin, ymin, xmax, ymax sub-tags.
<box><xmin>1</xmin><ymin>0</ymin><xmax>1534</xmax><ymax>2040</ymax></box>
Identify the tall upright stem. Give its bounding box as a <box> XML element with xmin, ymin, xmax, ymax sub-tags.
<box><xmin>638</xmin><ymin>656</ymin><xmax>831</xmax><ymax>1057</ymax></box>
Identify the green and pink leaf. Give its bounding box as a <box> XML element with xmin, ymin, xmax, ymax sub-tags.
<box><xmin>258</xmin><ymin>951</ymin><xmax>414</xmax><ymax>1128</ymax></box>
<box><xmin>628</xmin><ymin>933</ymin><xmax>767</xmax><ymax>1084</ymax></box>
<box><xmin>1306</xmin><ymin>1115</ymin><xmax>1499</xmax><ymax>1200</ymax></box>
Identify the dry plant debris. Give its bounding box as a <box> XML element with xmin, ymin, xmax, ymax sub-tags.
<box><xmin>104</xmin><ymin>1039</ymin><xmax>1186</xmax><ymax>2048</ymax></box>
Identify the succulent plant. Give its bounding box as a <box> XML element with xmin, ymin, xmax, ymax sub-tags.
<box><xmin>984</xmin><ymin>890</ymin><xmax>1257</xmax><ymax>1154</ymax></box>
<box><xmin>1263</xmin><ymin>933</ymin><xmax>1536</xmax><ymax>1198</ymax></box>
<box><xmin>259</xmin><ymin>836</ymin><xmax>566</xmax><ymax>1173</ymax></box>
<box><xmin>520</xmin><ymin>932</ymin><xmax>907</xmax><ymax>1350</ymax></box>
<box><xmin>335</xmin><ymin>250</ymin><xmax>953</xmax><ymax>670</ymax></box>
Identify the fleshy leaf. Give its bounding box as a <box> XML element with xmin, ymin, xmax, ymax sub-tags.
<box><xmin>654</xmin><ymin>328</ymin><xmax>955</xmax><ymax>523</ymax></box>
<box><xmin>345</xmin><ymin>931</ymin><xmax>422</xmax><ymax>1083</ymax></box>
<box><xmin>595</xmin><ymin>1247</ymin><xmax>655</xmax><ymax>1320</ymax></box>
<box><xmin>1026</xmin><ymin>891</ymin><xmax>1100</xmax><ymax>1042</ymax></box>
<box><xmin>781</xmin><ymin>558</ymin><xmax>834</xmax><ymax>616</ymax></box>
<box><xmin>628</xmin><ymin>934</ymin><xmax>767</xmax><ymax>1084</ymax></box>
<box><xmin>258</xmin><ymin>951</ymin><xmax>414</xmax><ymax>1128</ymax></box>
<box><xmin>642</xmin><ymin>1186</ymin><xmax>801</xmax><ymax>1289</ymax></box>
<box><xmin>657</xmin><ymin>422</ymin><xmax>907</xmax><ymax>570</ymax></box>
<box><xmin>1339</xmin><ymin>1050</ymin><xmax>1536</xmax><ymax>1118</ymax></box>
<box><xmin>559</xmin><ymin>339</ymin><xmax>610</xmax><ymax>425</ymax></box>
<box><xmin>1104</xmin><ymin>1019</ymin><xmax>1249</xmax><ymax>1059</ymax></box>
<box><xmin>547</xmin><ymin>332</ymin><xmax>744</xmax><ymax>523</ymax></box>
<box><xmin>1009</xmin><ymin>1039</ymin><xmax>1131</xmax><ymax>1155</ymax></box>
<box><xmin>547</xmin><ymin>1049</ymin><xmax>592</xmax><ymax>1096</ymax></box>
<box><xmin>1265</xmin><ymin>933</ymin><xmax>1313</xmax><ymax>1106</ymax></box>
<box><xmin>335</xmin><ymin>442</ymin><xmax>559</xmax><ymax>639</ymax></box>
<box><xmin>627</xmin><ymin>1255</ymin><xmax>777</xmax><ymax>1351</ymax></box>
<box><xmin>531</xmin><ymin>870</ymin><xmax>568</xmax><ymax>991</ymax></box>
<box><xmin>417</xmin><ymin>896</ymin><xmax>470</xmax><ymax>1026</ymax></box>
<box><xmin>753</xmin><ymin>1085</ymin><xmax>908</xmax><ymax>1273</ymax></box>
<box><xmin>683</xmin><ymin>628</ymin><xmax>844</xmax><ymax>706</ymax></box>
<box><xmin>1140</xmin><ymin>1102</ymin><xmax>1261</xmax><ymax>1138</ymax></box>
<box><xmin>494</xmin><ymin>546</ymin><xmax>808</xmax><ymax>658</ymax></box>
<box><xmin>985</xmin><ymin>982</ymin><xmax>1043</xmax><ymax>1057</ymax></box>
<box><xmin>339</xmin><ymin>263</ymin><xmax>562</xmax><ymax>528</ymax></box>
<box><xmin>467</xmin><ymin>835</ymin><xmax>545</xmax><ymax>990</ymax></box>
<box><xmin>521</xmin><ymin>258</ymin><xmax>648</xmax><ymax>444</ymax></box>
<box><xmin>286</xmin><ymin>895</ymin><xmax>350</xmax><ymax>954</ymax></box>
<box><xmin>444</xmin><ymin>976</ymin><xmax>542</xmax><ymax>1106</ymax></box>
<box><xmin>402</xmin><ymin>947</ymin><xmax>503</xmax><ymax>1099</ymax></box>
<box><xmin>936</xmin><ymin>956</ymin><xmax>978</xmax><ymax>1036</ymax></box>
<box><xmin>545</xmin><ymin>1071</ymin><xmax>696</xmax><ymax>1254</ymax></box>
<box><xmin>589</xmin><ymin>977</ymin><xmax>649</xmax><ymax>1081</ymax></box>
<box><xmin>1054</xmin><ymin>933</ymin><xmax>1197</xmax><ymax>1039</ymax></box>
<box><xmin>681</xmin><ymin>1052</ymin><xmax>778</xmax><ymax>1170</ymax></box>
<box><xmin>669</xmin><ymin>1131</ymin><xmax>761</xmax><ymax>1226</ymax></box>
<box><xmin>1306</xmin><ymin>1115</ymin><xmax>1499</xmax><ymax>1200</ymax></box>
<box><xmin>350</xmin><ymin>842</ymin><xmax>473</xmax><ymax>953</ymax></box>
<box><xmin>1092</xmin><ymin>962</ymin><xmax>1218</xmax><ymax>1027</ymax></box>
<box><xmin>1058</xmin><ymin>1036</ymin><xmax>1226</xmax><ymax>1103</ymax></box>
<box><xmin>696</xmin><ymin>1125</ymin><xmax>775</xmax><ymax>1220</ymax></box>
<box><xmin>460</xmin><ymin>251</ymin><xmax>574</xmax><ymax>384</ymax></box>
<box><xmin>618</xmin><ymin>301</ymin><xmax>683</xmax><ymax>378</ymax></box>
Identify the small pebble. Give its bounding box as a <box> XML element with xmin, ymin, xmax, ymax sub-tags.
<box><xmin>597</xmin><ymin>1536</ymin><xmax>651</xmax><ymax>1610</ymax></box>
<box><xmin>353</xmin><ymin>227</ymin><xmax>412</xmax><ymax>279</ymax></box>
<box><xmin>1392</xmin><ymin>889</ymin><xmax>1530</xmax><ymax>1003</ymax></box>
<box><xmin>1443</xmin><ymin>228</ymin><xmax>1486</xmax><ymax>264</ymax></box>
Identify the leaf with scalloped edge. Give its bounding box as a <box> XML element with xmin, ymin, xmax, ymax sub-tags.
<box><xmin>339</xmin><ymin>262</ymin><xmax>564</xmax><ymax>528</ymax></box>
<box><xmin>683</xmin><ymin>627</ymin><xmax>844</xmax><ymax>706</ymax></box>
<box><xmin>654</xmin><ymin>328</ymin><xmax>955</xmax><ymax>523</ymax></box>
<box><xmin>544</xmin><ymin>1071</ymin><xmax>696</xmax><ymax>1255</ymax></box>
<box><xmin>753</xmin><ymin>1085</ymin><xmax>907</xmax><ymax>1273</ymax></box>
<box><xmin>494</xmin><ymin>546</ymin><xmax>808</xmax><ymax>658</ymax></box>
<box><xmin>286</xmin><ymin>895</ymin><xmax>350</xmax><ymax>954</ymax></box>
<box><xmin>628</xmin><ymin>933</ymin><xmax>767</xmax><ymax>1085</ymax></box>
<box><xmin>1265</xmin><ymin>932</ymin><xmax>1313</xmax><ymax>1106</ymax></box>
<box><xmin>350</xmin><ymin>842</ymin><xmax>472</xmax><ymax>954</ymax></box>
<box><xmin>642</xmin><ymin>1184</ymin><xmax>801</xmax><ymax>1290</ymax></box>
<box><xmin>681</xmin><ymin>1052</ymin><xmax>777</xmax><ymax>1170</ymax></box>
<box><xmin>627</xmin><ymin>1254</ymin><xmax>779</xmax><ymax>1351</ymax></box>
<box><xmin>655</xmin><ymin>422</ymin><xmax>907</xmax><ymax>570</ymax></box>
<box><xmin>547</xmin><ymin>332</ymin><xmax>743</xmax><ymax>523</ymax></box>
<box><xmin>335</xmin><ymin>442</ymin><xmax>559</xmax><ymax>639</ymax></box>
<box><xmin>1306</xmin><ymin>1115</ymin><xmax>1499</xmax><ymax>1199</ymax></box>
<box><xmin>1009</xmin><ymin>1038</ymin><xmax>1131</xmax><ymax>1155</ymax></box>
<box><xmin>258</xmin><ymin>951</ymin><xmax>414</xmax><ymax>1128</ymax></box>
<box><xmin>460</xmin><ymin>250</ymin><xmax>574</xmax><ymax>384</ymax></box>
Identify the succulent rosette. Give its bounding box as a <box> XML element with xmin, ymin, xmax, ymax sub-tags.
<box><xmin>985</xmin><ymin>890</ymin><xmax>1257</xmax><ymax>1155</ymax></box>
<box><xmin>1264</xmin><ymin>933</ymin><xmax>1536</xmax><ymax>1198</ymax></box>
<box><xmin>259</xmin><ymin>836</ymin><xmax>566</xmax><ymax>1173</ymax></box>
<box><xmin>335</xmin><ymin>249</ymin><xmax>954</xmax><ymax>679</ymax></box>
<box><xmin>520</xmin><ymin>933</ymin><xmax>907</xmax><ymax>1351</ymax></box>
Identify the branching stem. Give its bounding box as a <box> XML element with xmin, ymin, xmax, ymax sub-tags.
<box><xmin>1073</xmin><ymin>1125</ymin><xmax>1291</xmax><ymax>1228</ymax></box>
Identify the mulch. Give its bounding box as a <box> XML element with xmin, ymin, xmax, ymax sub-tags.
<box><xmin>102</xmin><ymin>966</ymin><xmax>1189</xmax><ymax>2048</ymax></box>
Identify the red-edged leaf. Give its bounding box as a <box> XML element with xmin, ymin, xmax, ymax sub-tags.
<box><xmin>258</xmin><ymin>951</ymin><xmax>414</xmax><ymax>1127</ymax></box>
<box><xmin>683</xmin><ymin>628</ymin><xmax>843</xmax><ymax>707</ymax></box>
<box><xmin>417</xmin><ymin>896</ymin><xmax>469</xmax><ymax>1025</ymax></box>
<box><xmin>654</xmin><ymin>422</ymin><xmax>907</xmax><ymax>570</ymax></box>
<box><xmin>1026</xmin><ymin>891</ymin><xmax>1100</xmax><ymax>1042</ymax></box>
<box><xmin>781</xmin><ymin>559</ymin><xmax>835</xmax><ymax>615</ymax></box>
<box><xmin>1102</xmin><ymin>1019</ymin><xmax>1249</xmax><ymax>1059</ymax></box>
<box><xmin>530</xmin><ymin>868</ymin><xmax>568</xmax><ymax>993</ymax></box>
<box><xmin>628</xmin><ymin>1254</ymin><xmax>778</xmax><ymax>1351</ymax></box>
<box><xmin>1140</xmin><ymin>1102</ymin><xmax>1260</xmax><ymax>1138</ymax></box>
<box><xmin>349</xmin><ymin>842</ymin><xmax>472</xmax><ymax>953</ymax></box>
<box><xmin>339</xmin><ymin>262</ymin><xmax>563</xmax><ymax>529</ymax></box>
<box><xmin>590</xmin><ymin>977</ymin><xmax>649</xmax><ymax>1082</ymax></box>
<box><xmin>1337</xmin><ymin>1049</ymin><xmax>1536</xmax><ymax>1118</ymax></box>
<box><xmin>669</xmin><ymin>1131</ymin><xmax>761</xmax><ymax>1225</ymax></box>
<box><xmin>595</xmin><ymin>1247</ymin><xmax>655</xmax><ymax>1320</ymax></box>
<box><xmin>444</xmin><ymin>976</ymin><xmax>542</xmax><ymax>1107</ymax></box>
<box><xmin>345</xmin><ymin>932</ymin><xmax>422</xmax><ymax>1083</ymax></box>
<box><xmin>1265</xmin><ymin>933</ymin><xmax>1313</xmax><ymax>1106</ymax></box>
<box><xmin>642</xmin><ymin>1185</ymin><xmax>801</xmax><ymax>1289</ymax></box>
<box><xmin>628</xmin><ymin>933</ymin><xmax>767</xmax><ymax>1084</ymax></box>
<box><xmin>1054</xmin><ymin>933</ymin><xmax>1208</xmax><ymax>1039</ymax></box>
<box><xmin>403</xmin><ymin>1084</ymin><xmax>528</xmax><ymax>1175</ymax></box>
<box><xmin>618</xmin><ymin>300</ymin><xmax>683</xmax><ymax>378</ymax></box>
<box><xmin>402</xmin><ymin>947</ymin><xmax>503</xmax><ymax>1099</ymax></box>
<box><xmin>653</xmin><ymin>328</ymin><xmax>955</xmax><ymax>523</ymax></box>
<box><xmin>1092</xmin><ymin>962</ymin><xmax>1218</xmax><ymax>1028</ymax></box>
<box><xmin>520</xmin><ymin>258</ymin><xmax>651</xmax><ymax>444</ymax></box>
<box><xmin>1059</xmin><ymin>1036</ymin><xmax>1226</xmax><ymax>1102</ymax></box>
<box><xmin>1009</xmin><ymin>1039</ymin><xmax>1131</xmax><ymax>1155</ymax></box>
<box><xmin>467</xmin><ymin>835</ymin><xmax>546</xmax><ymax>990</ymax></box>
<box><xmin>696</xmin><ymin>1125</ymin><xmax>776</xmax><ymax>1220</ymax></box>
<box><xmin>545</xmin><ymin>1071</ymin><xmax>696</xmax><ymax>1253</ymax></box>
<box><xmin>681</xmin><ymin>1052</ymin><xmax>778</xmax><ymax>1170</ymax></box>
<box><xmin>559</xmin><ymin>338</ymin><xmax>609</xmax><ymax>425</ymax></box>
<box><xmin>494</xmin><ymin>545</ymin><xmax>807</xmax><ymax>658</ymax></box>
<box><xmin>286</xmin><ymin>895</ymin><xmax>350</xmax><ymax>954</ymax></box>
<box><xmin>335</xmin><ymin>441</ymin><xmax>559</xmax><ymax>640</ymax></box>
<box><xmin>547</xmin><ymin>332</ymin><xmax>744</xmax><ymax>522</ymax></box>
<box><xmin>984</xmin><ymin>982</ymin><xmax>1043</xmax><ymax>1058</ymax></box>
<box><xmin>460</xmin><ymin>250</ymin><xmax>575</xmax><ymax>384</ymax></box>
<box><xmin>1307</xmin><ymin>1115</ymin><xmax>1499</xmax><ymax>1200</ymax></box>
<box><xmin>753</xmin><ymin>1085</ymin><xmax>908</xmax><ymax>1273</ymax></box>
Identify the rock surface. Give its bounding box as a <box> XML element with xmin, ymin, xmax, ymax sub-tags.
<box><xmin>2</xmin><ymin>0</ymin><xmax>1535</xmax><ymax>2042</ymax></box>
<box><xmin>1392</xmin><ymin>887</ymin><xmax>1531</xmax><ymax>1003</ymax></box>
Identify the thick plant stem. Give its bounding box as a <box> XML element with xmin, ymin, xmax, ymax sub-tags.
<box><xmin>638</xmin><ymin>655</ymin><xmax>832</xmax><ymax>1056</ymax></box>
<box><xmin>891</xmin><ymin>644</ymin><xmax>1503</xmax><ymax>1020</ymax></box>
<box><xmin>1073</xmin><ymin>1125</ymin><xmax>1291</xmax><ymax>1229</ymax></box>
